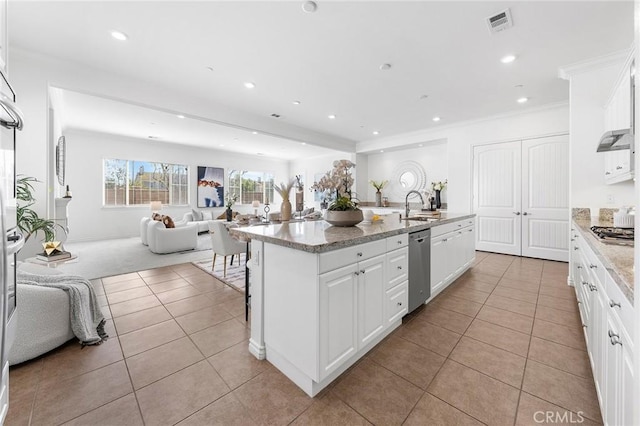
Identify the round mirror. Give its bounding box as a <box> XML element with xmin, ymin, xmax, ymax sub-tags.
<box><xmin>391</xmin><ymin>161</ymin><xmax>426</xmax><ymax>199</ymax></box>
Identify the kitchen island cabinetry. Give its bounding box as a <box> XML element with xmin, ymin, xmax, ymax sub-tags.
<box><xmin>235</xmin><ymin>214</ymin><xmax>474</xmax><ymax>397</ymax></box>
<box><xmin>430</xmin><ymin>218</ymin><xmax>475</xmax><ymax>298</ymax></box>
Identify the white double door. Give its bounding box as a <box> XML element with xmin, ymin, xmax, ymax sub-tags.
<box><xmin>473</xmin><ymin>135</ymin><xmax>569</xmax><ymax>262</ymax></box>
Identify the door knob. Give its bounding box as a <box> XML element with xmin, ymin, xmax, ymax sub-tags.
<box><xmin>522</xmin><ymin>212</ymin><xmax>529</xmax><ymax>216</ymax></box>
<box><xmin>513</xmin><ymin>212</ymin><xmax>521</xmax><ymax>215</ymax></box>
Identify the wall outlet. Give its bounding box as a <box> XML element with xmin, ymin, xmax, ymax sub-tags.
<box><xmin>606</xmin><ymin>194</ymin><xmax>615</xmax><ymax>204</ymax></box>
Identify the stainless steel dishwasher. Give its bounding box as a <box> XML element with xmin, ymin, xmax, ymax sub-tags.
<box><xmin>408</xmin><ymin>229</ymin><xmax>431</xmax><ymax>313</ymax></box>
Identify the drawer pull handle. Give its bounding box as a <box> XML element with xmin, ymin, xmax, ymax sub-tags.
<box><xmin>354</xmin><ymin>271</ymin><xmax>360</xmax><ymax>276</ymax></box>
<box><xmin>457</xmin><ymin>224</ymin><xmax>462</xmax><ymax>227</ymax></box>
<box><xmin>576</xmin><ymin>265</ymin><xmax>582</xmax><ymax>269</ymax></box>
<box><xmin>605</xmin><ymin>171</ymin><xmax>611</xmax><ymax>175</ymax></box>
<box><xmin>397</xmin><ymin>302</ymin><xmax>403</xmax><ymax>307</ymax></box>
<box><xmin>571</xmin><ymin>238</ymin><xmax>575</xmax><ymax>242</ymax></box>
<box><xmin>468</xmin><ymin>229</ymin><xmax>473</xmax><ymax>232</ymax></box>
<box><xmin>397</xmin><ymin>240</ymin><xmax>402</xmax><ymax>245</ymax></box>
<box><xmin>513</xmin><ymin>212</ymin><xmax>521</xmax><ymax>215</ymax></box>
<box><xmin>608</xmin><ymin>329</ymin><xmax>617</xmax><ymax>338</ymax></box>
<box><xmin>443</xmin><ymin>238</ymin><xmax>448</xmax><ymax>242</ymax></box>
<box><xmin>609</xmin><ymin>300</ymin><xmax>621</xmax><ymax>308</ymax></box>
<box><xmin>574</xmin><ymin>246</ymin><xmax>579</xmax><ymax>250</ymax></box>
<box><xmin>357</xmin><ymin>252</ymin><xmax>363</xmax><ymax>257</ymax></box>
<box><xmin>589</xmin><ymin>284</ymin><xmax>597</xmax><ymax>292</ymax></box>
<box><xmin>397</xmin><ymin>266</ymin><xmax>402</xmax><ymax>270</ymax></box>
<box><xmin>589</xmin><ymin>264</ymin><xmax>597</xmax><ymax>269</ymax></box>
<box><xmin>616</xmin><ymin>166</ymin><xmax>623</xmax><ymax>170</ymax></box>
<box><xmin>610</xmin><ymin>336</ymin><xmax>622</xmax><ymax>346</ymax></box>
<box><xmin>582</xmin><ymin>281</ymin><xmax>589</xmax><ymax>286</ymax></box>
<box><xmin>360</xmin><ymin>270</ymin><xmax>366</xmax><ymax>275</ymax></box>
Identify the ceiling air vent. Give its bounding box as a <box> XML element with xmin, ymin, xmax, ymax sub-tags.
<box><xmin>486</xmin><ymin>8</ymin><xmax>513</xmax><ymax>34</ymax></box>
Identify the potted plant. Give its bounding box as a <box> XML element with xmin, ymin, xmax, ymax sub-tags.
<box><xmin>430</xmin><ymin>179</ymin><xmax>447</xmax><ymax>209</ymax></box>
<box><xmin>311</xmin><ymin>160</ymin><xmax>363</xmax><ymax>226</ymax></box>
<box><xmin>225</xmin><ymin>193</ymin><xmax>238</xmax><ymax>221</ymax></box>
<box><xmin>369</xmin><ymin>180</ymin><xmax>388</xmax><ymax>207</ymax></box>
<box><xmin>17</xmin><ymin>176</ymin><xmax>63</xmax><ymax>243</ymax></box>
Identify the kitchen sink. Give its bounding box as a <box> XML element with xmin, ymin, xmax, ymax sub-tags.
<box><xmin>403</xmin><ymin>216</ymin><xmax>440</xmax><ymax>222</ymax></box>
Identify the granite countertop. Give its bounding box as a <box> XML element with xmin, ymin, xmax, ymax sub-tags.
<box><xmin>231</xmin><ymin>213</ymin><xmax>475</xmax><ymax>254</ymax></box>
<box><xmin>572</xmin><ymin>218</ymin><xmax>634</xmax><ymax>305</ymax></box>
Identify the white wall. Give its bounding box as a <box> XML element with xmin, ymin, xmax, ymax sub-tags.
<box><xmin>64</xmin><ymin>129</ymin><xmax>290</xmax><ymax>242</ymax></box>
<box><xmin>357</xmin><ymin>105</ymin><xmax>570</xmax><ymax>214</ymax></box>
<box><xmin>567</xmin><ymin>62</ymin><xmax>635</xmax><ymax>215</ymax></box>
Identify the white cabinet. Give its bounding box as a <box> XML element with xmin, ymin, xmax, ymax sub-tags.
<box><xmin>430</xmin><ymin>219</ymin><xmax>475</xmax><ymax>297</ymax></box>
<box><xmin>356</xmin><ymin>254</ymin><xmax>386</xmax><ymax>348</ymax></box>
<box><xmin>0</xmin><ymin>0</ymin><xmax>6</xmax><ymax>73</ymax></box>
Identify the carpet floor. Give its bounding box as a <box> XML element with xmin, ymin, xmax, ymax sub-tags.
<box><xmin>191</xmin><ymin>256</ymin><xmax>246</xmax><ymax>293</ymax></box>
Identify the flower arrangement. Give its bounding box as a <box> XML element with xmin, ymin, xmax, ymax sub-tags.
<box><xmin>274</xmin><ymin>178</ymin><xmax>295</xmax><ymax>201</ymax></box>
<box><xmin>310</xmin><ymin>160</ymin><xmax>359</xmax><ymax>211</ymax></box>
<box><xmin>225</xmin><ymin>192</ymin><xmax>238</xmax><ymax>209</ymax></box>
<box><xmin>369</xmin><ymin>180</ymin><xmax>388</xmax><ymax>192</ymax></box>
<box><xmin>431</xmin><ymin>180</ymin><xmax>448</xmax><ymax>191</ymax></box>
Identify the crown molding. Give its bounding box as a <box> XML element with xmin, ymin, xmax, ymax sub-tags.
<box><xmin>558</xmin><ymin>47</ymin><xmax>632</xmax><ymax>80</ymax></box>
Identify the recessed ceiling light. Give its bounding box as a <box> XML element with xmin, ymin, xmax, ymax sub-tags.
<box><xmin>252</xmin><ymin>131</ymin><xmax>258</xmax><ymax>135</ymax></box>
<box><xmin>244</xmin><ymin>82</ymin><xmax>256</xmax><ymax>89</ymax></box>
<box><xmin>328</xmin><ymin>114</ymin><xmax>336</xmax><ymax>120</ymax></box>
<box><xmin>418</xmin><ymin>144</ymin><xmax>423</xmax><ymax>147</ymax></box>
<box><xmin>301</xmin><ymin>142</ymin><xmax>306</xmax><ymax>145</ymax></box>
<box><xmin>379</xmin><ymin>63</ymin><xmax>392</xmax><ymax>71</ymax></box>
<box><xmin>302</xmin><ymin>1</ymin><xmax>318</xmax><ymax>13</ymax></box>
<box><xmin>372</xmin><ymin>131</ymin><xmax>380</xmax><ymax>135</ymax></box>
<box><xmin>177</xmin><ymin>115</ymin><xmax>185</xmax><ymax>119</ymax></box>
<box><xmin>432</xmin><ymin>116</ymin><xmax>441</xmax><ymax>122</ymax></box>
<box><xmin>501</xmin><ymin>55</ymin><xmax>517</xmax><ymax>64</ymax></box>
<box><xmin>292</xmin><ymin>100</ymin><xmax>301</xmax><ymax>105</ymax></box>
<box><xmin>517</xmin><ymin>97</ymin><xmax>529</xmax><ymax>103</ymax></box>
<box><xmin>110</xmin><ymin>30</ymin><xmax>128</xmax><ymax>41</ymax></box>
<box><xmin>220</xmin><ymin>144</ymin><xmax>225</xmax><ymax>147</ymax></box>
<box><xmin>380</xmin><ymin>150</ymin><xmax>384</xmax><ymax>153</ymax></box>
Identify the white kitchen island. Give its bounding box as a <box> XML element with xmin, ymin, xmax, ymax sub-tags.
<box><xmin>232</xmin><ymin>213</ymin><xmax>475</xmax><ymax>397</ymax></box>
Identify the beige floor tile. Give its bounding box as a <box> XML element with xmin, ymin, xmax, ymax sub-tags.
<box><xmin>496</xmin><ymin>277</ymin><xmax>540</xmax><ymax>294</ymax></box>
<box><xmin>176</xmin><ymin>305</ymin><xmax>234</xmax><ymax>334</ymax></box>
<box><xmin>432</xmin><ymin>294</ymin><xmax>483</xmax><ymax>317</ymax></box>
<box><xmin>522</xmin><ymin>360</ymin><xmax>602</xmax><ymax>423</ymax></box>
<box><xmin>206</xmin><ymin>286</ymin><xmax>244</xmax><ymax>305</ymax></box>
<box><xmin>61</xmin><ymin>393</ymin><xmax>144</xmax><ymax>426</ymax></box>
<box><xmin>142</xmin><ymin>271</ymin><xmax>182</xmax><ymax>285</ymax></box>
<box><xmin>369</xmin><ymin>335</ymin><xmax>446</xmax><ymax>390</ymax></box>
<box><xmin>528</xmin><ymin>337</ymin><xmax>592</xmax><ymax>379</ymax></box>
<box><xmin>404</xmin><ymin>392</ymin><xmax>484</xmax><ymax>426</ymax></box>
<box><xmin>428</xmin><ymin>360</ymin><xmax>519</xmax><ymax>425</ymax></box>
<box><xmin>8</xmin><ymin>358</ymin><xmax>44</xmax><ymax>401</ymax></box>
<box><xmin>535</xmin><ymin>305</ymin><xmax>581</xmax><ymax>328</ymax></box>
<box><xmin>503</xmin><ymin>269</ymin><xmax>541</xmax><ymax>283</ymax></box>
<box><xmin>187</xmin><ymin>277</ymin><xmax>225</xmax><ymax>292</ymax></box>
<box><xmin>155</xmin><ymin>284</ymin><xmax>203</xmax><ymax>304</ymax></box>
<box><xmin>417</xmin><ymin>303</ymin><xmax>474</xmax><ymax>334</ymax></box>
<box><xmin>136</xmin><ymin>360</ymin><xmax>230</xmax><ymax>426</ymax></box>
<box><xmin>331</xmin><ymin>358</ymin><xmax>423</xmax><ymax>425</ymax></box>
<box><xmin>397</xmin><ymin>318</ymin><xmax>462</xmax><ymax>357</ymax></box>
<box><xmin>39</xmin><ymin>337</ymin><xmax>123</xmax><ymax>385</ymax></box>
<box><xmin>208</xmin><ymin>341</ymin><xmax>272</xmax><ymax>390</ymax></box>
<box><xmin>109</xmin><ymin>294</ymin><xmax>162</xmax><ymax>318</ymax></box>
<box><xmin>148</xmin><ymin>278</ymin><xmax>193</xmax><ymax>294</ymax></box>
<box><xmin>450</xmin><ymin>336</ymin><xmax>526</xmax><ymax>388</ymax></box>
<box><xmin>539</xmin><ymin>283</ymin><xmax>577</xmax><ymax>300</ymax></box>
<box><xmin>138</xmin><ymin>266</ymin><xmax>175</xmax><ymax>277</ymax></box>
<box><xmin>460</xmin><ymin>270</ymin><xmax>502</xmax><ymax>285</ymax></box>
<box><xmin>176</xmin><ymin>393</ymin><xmax>256</xmax><ymax>426</ymax></box>
<box><xmin>485</xmin><ymin>294</ymin><xmax>536</xmax><ymax>317</ymax></box>
<box><xmin>232</xmin><ymin>368</ymin><xmax>313</xmax><ymax>425</ymax></box>
<box><xmin>119</xmin><ymin>319</ymin><xmax>185</xmax><ymax>358</ymax></box>
<box><xmin>444</xmin><ymin>286</ymin><xmax>490</xmax><ymax>304</ymax></box>
<box><xmin>106</xmin><ymin>285</ymin><xmax>154</xmax><ymax>305</ymax></box>
<box><xmin>102</xmin><ymin>278</ymin><xmax>148</xmax><ymax>295</ymax></box>
<box><xmin>5</xmin><ymin>392</ymin><xmax>36</xmax><ymax>426</ymax></box>
<box><xmin>190</xmin><ymin>319</ymin><xmax>250</xmax><ymax>357</ymax></box>
<box><xmin>465</xmin><ymin>319</ymin><xmax>531</xmax><ymax>357</ymax></box>
<box><xmin>515</xmin><ymin>392</ymin><xmax>602</xmax><ymax>426</ymax></box>
<box><xmin>471</xmin><ymin>264</ymin><xmax>507</xmax><ymax>278</ymax></box>
<box><xmin>220</xmin><ymin>297</ymin><xmax>247</xmax><ymax>318</ymax></box>
<box><xmin>532</xmin><ymin>319</ymin><xmax>587</xmax><ymax>351</ymax></box>
<box><xmin>30</xmin><ymin>361</ymin><xmax>132</xmax><ymax>426</ymax></box>
<box><xmin>126</xmin><ymin>337</ymin><xmax>204</xmax><ymax>389</ymax></box>
<box><xmin>451</xmin><ymin>278</ymin><xmax>497</xmax><ymax>294</ymax></box>
<box><xmin>101</xmin><ymin>272</ymin><xmax>141</xmax><ymax>285</ymax></box>
<box><xmin>172</xmin><ymin>265</ymin><xmax>209</xmax><ymax>278</ymax></box>
<box><xmin>476</xmin><ymin>305</ymin><xmax>534</xmax><ymax>334</ymax></box>
<box><xmin>164</xmin><ymin>294</ymin><xmax>217</xmax><ymax>317</ymax></box>
<box><xmin>492</xmin><ymin>286</ymin><xmax>539</xmax><ymax>304</ymax></box>
<box><xmin>113</xmin><ymin>305</ymin><xmax>173</xmax><ymax>335</ymax></box>
<box><xmin>291</xmin><ymin>392</ymin><xmax>372</xmax><ymax>425</ymax></box>
<box><xmin>537</xmin><ymin>294</ymin><xmax>579</xmax><ymax>313</ymax></box>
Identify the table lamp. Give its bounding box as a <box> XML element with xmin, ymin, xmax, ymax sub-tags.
<box><xmin>252</xmin><ymin>200</ymin><xmax>260</xmax><ymax>216</ymax></box>
<box><xmin>150</xmin><ymin>201</ymin><xmax>162</xmax><ymax>213</ymax></box>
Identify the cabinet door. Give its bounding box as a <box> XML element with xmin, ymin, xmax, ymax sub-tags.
<box><xmin>357</xmin><ymin>254</ymin><xmax>386</xmax><ymax>349</ymax></box>
<box><xmin>463</xmin><ymin>225</ymin><xmax>476</xmax><ymax>268</ymax></box>
<box><xmin>448</xmin><ymin>230</ymin><xmax>465</xmax><ymax>276</ymax></box>
<box><xmin>604</xmin><ymin>315</ymin><xmax>621</xmax><ymax>426</ymax></box>
<box><xmin>619</xmin><ymin>343</ymin><xmax>634</xmax><ymax>426</ymax></box>
<box><xmin>319</xmin><ymin>264</ymin><xmax>358</xmax><ymax>380</ymax></box>
<box><xmin>386</xmin><ymin>282</ymin><xmax>408</xmax><ymax>325</ymax></box>
<box><xmin>430</xmin><ymin>234</ymin><xmax>449</xmax><ymax>295</ymax></box>
<box><xmin>587</xmin><ymin>279</ymin><xmax>605</xmax><ymax>401</ymax></box>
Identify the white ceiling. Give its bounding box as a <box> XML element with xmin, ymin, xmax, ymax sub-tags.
<box><xmin>9</xmin><ymin>1</ymin><xmax>635</xmax><ymax>156</ymax></box>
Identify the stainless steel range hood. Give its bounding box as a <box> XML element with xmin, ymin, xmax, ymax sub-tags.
<box><xmin>596</xmin><ymin>128</ymin><xmax>633</xmax><ymax>152</ymax></box>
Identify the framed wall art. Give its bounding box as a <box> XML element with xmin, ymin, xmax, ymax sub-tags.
<box><xmin>197</xmin><ymin>166</ymin><xmax>224</xmax><ymax>208</ymax></box>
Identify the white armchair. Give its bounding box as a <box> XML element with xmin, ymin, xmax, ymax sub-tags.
<box><xmin>209</xmin><ymin>220</ymin><xmax>246</xmax><ymax>277</ymax></box>
<box><xmin>147</xmin><ymin>220</ymin><xmax>198</xmax><ymax>254</ymax></box>
<box><xmin>140</xmin><ymin>217</ymin><xmax>151</xmax><ymax>245</ymax></box>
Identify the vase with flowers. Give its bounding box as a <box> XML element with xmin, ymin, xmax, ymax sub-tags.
<box><xmin>310</xmin><ymin>159</ymin><xmax>363</xmax><ymax>226</ymax></box>
<box><xmin>225</xmin><ymin>193</ymin><xmax>238</xmax><ymax>221</ymax></box>
<box><xmin>431</xmin><ymin>180</ymin><xmax>447</xmax><ymax>209</ymax></box>
<box><xmin>369</xmin><ymin>180</ymin><xmax>388</xmax><ymax>207</ymax></box>
<box><xmin>274</xmin><ymin>178</ymin><xmax>295</xmax><ymax>221</ymax></box>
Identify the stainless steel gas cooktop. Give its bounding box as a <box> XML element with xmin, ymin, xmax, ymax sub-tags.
<box><xmin>590</xmin><ymin>226</ymin><xmax>634</xmax><ymax>246</ymax></box>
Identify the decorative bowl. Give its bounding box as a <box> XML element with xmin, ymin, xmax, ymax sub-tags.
<box><xmin>324</xmin><ymin>210</ymin><xmax>364</xmax><ymax>227</ymax></box>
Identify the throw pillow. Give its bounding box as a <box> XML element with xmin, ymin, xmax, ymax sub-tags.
<box><xmin>191</xmin><ymin>209</ymin><xmax>203</xmax><ymax>221</ymax></box>
<box><xmin>202</xmin><ymin>211</ymin><xmax>213</xmax><ymax>220</ymax></box>
<box><xmin>152</xmin><ymin>213</ymin><xmax>163</xmax><ymax>221</ymax></box>
<box><xmin>162</xmin><ymin>215</ymin><xmax>175</xmax><ymax>228</ymax></box>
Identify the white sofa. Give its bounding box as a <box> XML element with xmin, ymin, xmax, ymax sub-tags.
<box><xmin>146</xmin><ymin>219</ymin><xmax>198</xmax><ymax>254</ymax></box>
<box><xmin>178</xmin><ymin>210</ymin><xmax>218</xmax><ymax>233</ymax></box>
<box><xmin>10</xmin><ymin>263</ymin><xmax>75</xmax><ymax>365</ymax></box>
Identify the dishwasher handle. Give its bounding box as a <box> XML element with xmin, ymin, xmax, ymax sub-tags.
<box><xmin>414</xmin><ymin>238</ymin><xmax>426</xmax><ymax>243</ymax></box>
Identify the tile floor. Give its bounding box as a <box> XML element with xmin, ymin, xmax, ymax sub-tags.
<box><xmin>6</xmin><ymin>252</ymin><xmax>602</xmax><ymax>425</ymax></box>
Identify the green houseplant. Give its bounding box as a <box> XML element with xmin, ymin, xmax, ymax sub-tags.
<box><xmin>17</xmin><ymin>176</ymin><xmax>62</xmax><ymax>243</ymax></box>
<box><xmin>311</xmin><ymin>160</ymin><xmax>363</xmax><ymax>226</ymax></box>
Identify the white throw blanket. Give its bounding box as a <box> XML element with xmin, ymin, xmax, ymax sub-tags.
<box><xmin>17</xmin><ymin>270</ymin><xmax>108</xmax><ymax>346</ymax></box>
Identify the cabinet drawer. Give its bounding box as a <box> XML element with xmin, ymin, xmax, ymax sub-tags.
<box><xmin>577</xmin><ymin>239</ymin><xmax>606</xmax><ymax>285</ymax></box>
<box><xmin>319</xmin><ymin>239</ymin><xmax>386</xmax><ymax>274</ymax></box>
<box><xmin>386</xmin><ymin>281</ymin><xmax>408</xmax><ymax>325</ymax></box>
<box><xmin>605</xmin><ymin>274</ymin><xmax>634</xmax><ymax>339</ymax></box>
<box><xmin>431</xmin><ymin>218</ymin><xmax>473</xmax><ymax>237</ymax></box>
<box><xmin>386</xmin><ymin>246</ymin><xmax>408</xmax><ymax>289</ymax></box>
<box><xmin>386</xmin><ymin>233</ymin><xmax>408</xmax><ymax>251</ymax></box>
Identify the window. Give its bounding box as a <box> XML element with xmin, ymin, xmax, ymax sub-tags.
<box><xmin>103</xmin><ymin>159</ymin><xmax>189</xmax><ymax>206</ymax></box>
<box><xmin>228</xmin><ymin>170</ymin><xmax>274</xmax><ymax>205</ymax></box>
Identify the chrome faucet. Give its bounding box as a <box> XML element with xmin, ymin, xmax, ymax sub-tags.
<box><xmin>405</xmin><ymin>190</ymin><xmax>425</xmax><ymax>218</ymax></box>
